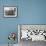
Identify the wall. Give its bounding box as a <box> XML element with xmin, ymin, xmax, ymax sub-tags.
<box><xmin>0</xmin><ymin>0</ymin><xmax>46</xmax><ymax>44</ymax></box>
<box><xmin>0</xmin><ymin>0</ymin><xmax>18</xmax><ymax>44</ymax></box>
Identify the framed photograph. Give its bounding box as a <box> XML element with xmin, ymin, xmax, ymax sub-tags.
<box><xmin>4</xmin><ymin>6</ymin><xmax>17</xmax><ymax>17</ymax></box>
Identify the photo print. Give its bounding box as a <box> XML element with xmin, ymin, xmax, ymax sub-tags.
<box><xmin>4</xmin><ymin>6</ymin><xmax>17</xmax><ymax>17</ymax></box>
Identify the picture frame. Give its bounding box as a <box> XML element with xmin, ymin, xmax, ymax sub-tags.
<box><xmin>4</xmin><ymin>6</ymin><xmax>17</xmax><ymax>17</ymax></box>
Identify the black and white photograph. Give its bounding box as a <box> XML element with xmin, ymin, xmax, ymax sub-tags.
<box><xmin>4</xmin><ymin>7</ymin><xmax>17</xmax><ymax>17</ymax></box>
